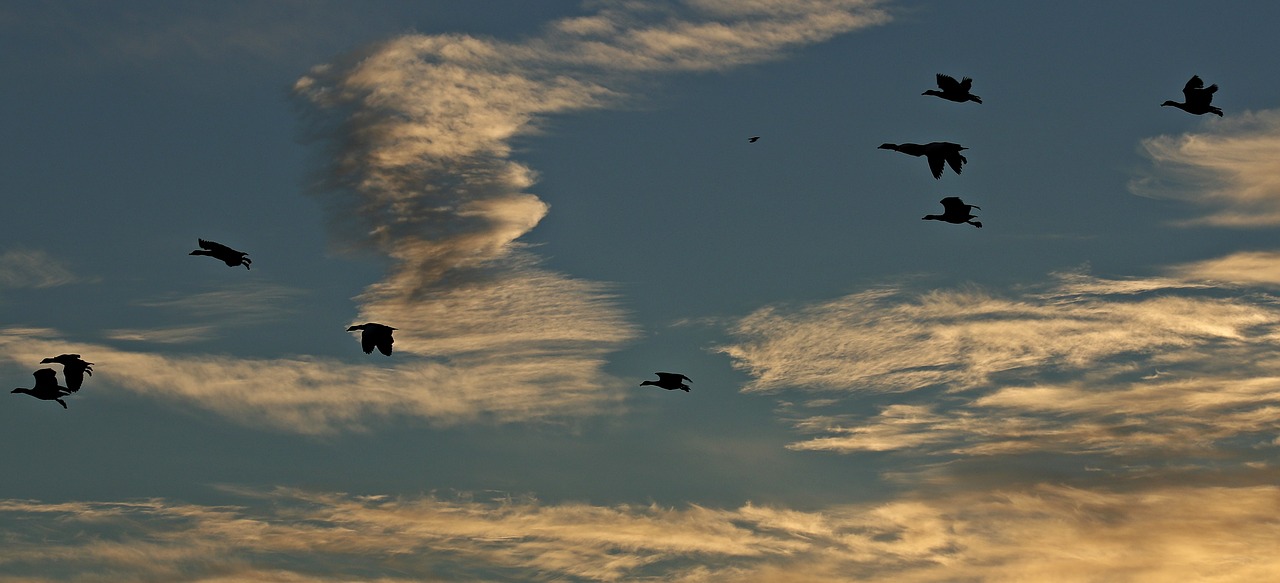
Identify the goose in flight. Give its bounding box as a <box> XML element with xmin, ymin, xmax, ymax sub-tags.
<box><xmin>40</xmin><ymin>354</ymin><xmax>93</xmax><ymax>392</ymax></box>
<box><xmin>348</xmin><ymin>323</ymin><xmax>396</xmax><ymax>356</ymax></box>
<box><xmin>640</xmin><ymin>372</ymin><xmax>692</xmax><ymax>392</ymax></box>
<box><xmin>12</xmin><ymin>368</ymin><xmax>72</xmax><ymax>409</ymax></box>
<box><xmin>748</xmin><ymin>136</ymin><xmax>760</xmax><ymax>143</ymax></box>
<box><xmin>190</xmin><ymin>239</ymin><xmax>251</xmax><ymax>269</ymax></box>
<box><xmin>922</xmin><ymin>74</ymin><xmax>982</xmax><ymax>104</ymax></box>
<box><xmin>923</xmin><ymin>197</ymin><xmax>982</xmax><ymax>228</ymax></box>
<box><xmin>1162</xmin><ymin>75</ymin><xmax>1223</xmax><ymax>116</ymax></box>
<box><xmin>878</xmin><ymin>142</ymin><xmax>968</xmax><ymax>179</ymax></box>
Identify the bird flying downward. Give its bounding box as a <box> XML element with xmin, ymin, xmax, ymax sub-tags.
<box><xmin>347</xmin><ymin>323</ymin><xmax>396</xmax><ymax>356</ymax></box>
<box><xmin>1162</xmin><ymin>75</ymin><xmax>1223</xmax><ymax>116</ymax></box>
<box><xmin>40</xmin><ymin>354</ymin><xmax>93</xmax><ymax>392</ymax></box>
<box><xmin>748</xmin><ymin>136</ymin><xmax>760</xmax><ymax>143</ymax></box>
<box><xmin>923</xmin><ymin>196</ymin><xmax>982</xmax><ymax>228</ymax></box>
<box><xmin>190</xmin><ymin>239</ymin><xmax>251</xmax><ymax>269</ymax></box>
<box><xmin>640</xmin><ymin>372</ymin><xmax>692</xmax><ymax>392</ymax></box>
<box><xmin>878</xmin><ymin>142</ymin><xmax>968</xmax><ymax>179</ymax></box>
<box><xmin>12</xmin><ymin>368</ymin><xmax>72</xmax><ymax>409</ymax></box>
<box><xmin>922</xmin><ymin>74</ymin><xmax>982</xmax><ymax>104</ymax></box>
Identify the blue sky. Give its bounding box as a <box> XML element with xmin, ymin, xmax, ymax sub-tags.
<box><xmin>3</xmin><ymin>1</ymin><xmax>1280</xmax><ymax>581</ymax></box>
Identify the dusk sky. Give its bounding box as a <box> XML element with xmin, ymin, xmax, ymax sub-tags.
<box><xmin>3</xmin><ymin>1</ymin><xmax>1280</xmax><ymax>581</ymax></box>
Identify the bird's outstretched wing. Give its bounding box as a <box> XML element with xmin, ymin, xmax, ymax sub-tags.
<box><xmin>1182</xmin><ymin>75</ymin><xmax>1206</xmax><ymax>98</ymax></box>
<box><xmin>945</xmin><ymin>151</ymin><xmax>966</xmax><ymax>176</ymax></box>
<box><xmin>198</xmin><ymin>239</ymin><xmax>243</xmax><ymax>256</ymax></box>
<box><xmin>32</xmin><ymin>368</ymin><xmax>59</xmax><ymax>390</ymax></box>
<box><xmin>936</xmin><ymin>74</ymin><xmax>960</xmax><ymax>92</ymax></box>
<box><xmin>656</xmin><ymin>372</ymin><xmax>691</xmax><ymax>383</ymax></box>
<box><xmin>959</xmin><ymin>77</ymin><xmax>974</xmax><ymax>92</ymax></box>
<box><xmin>927</xmin><ymin>154</ymin><xmax>946</xmax><ymax>179</ymax></box>
<box><xmin>375</xmin><ymin>336</ymin><xmax>394</xmax><ymax>356</ymax></box>
<box><xmin>939</xmin><ymin>197</ymin><xmax>966</xmax><ymax>214</ymax></box>
<box><xmin>360</xmin><ymin>333</ymin><xmax>376</xmax><ymax>355</ymax></box>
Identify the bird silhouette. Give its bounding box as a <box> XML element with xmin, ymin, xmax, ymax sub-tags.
<box><xmin>923</xmin><ymin>197</ymin><xmax>982</xmax><ymax>228</ymax></box>
<box><xmin>748</xmin><ymin>136</ymin><xmax>760</xmax><ymax>143</ymax></box>
<box><xmin>878</xmin><ymin>142</ymin><xmax>968</xmax><ymax>179</ymax></box>
<box><xmin>12</xmin><ymin>368</ymin><xmax>72</xmax><ymax>409</ymax></box>
<box><xmin>640</xmin><ymin>372</ymin><xmax>692</xmax><ymax>392</ymax></box>
<box><xmin>922</xmin><ymin>74</ymin><xmax>982</xmax><ymax>104</ymax></box>
<box><xmin>190</xmin><ymin>239</ymin><xmax>251</xmax><ymax>269</ymax></box>
<box><xmin>347</xmin><ymin>323</ymin><xmax>396</xmax><ymax>356</ymax></box>
<box><xmin>1162</xmin><ymin>75</ymin><xmax>1223</xmax><ymax>116</ymax></box>
<box><xmin>40</xmin><ymin>354</ymin><xmax>93</xmax><ymax>392</ymax></box>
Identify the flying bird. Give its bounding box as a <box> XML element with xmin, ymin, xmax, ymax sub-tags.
<box><xmin>190</xmin><ymin>239</ymin><xmax>251</xmax><ymax>269</ymax></box>
<box><xmin>922</xmin><ymin>74</ymin><xmax>982</xmax><ymax>104</ymax></box>
<box><xmin>923</xmin><ymin>197</ymin><xmax>982</xmax><ymax>228</ymax></box>
<box><xmin>640</xmin><ymin>372</ymin><xmax>692</xmax><ymax>392</ymax></box>
<box><xmin>347</xmin><ymin>323</ymin><xmax>396</xmax><ymax>356</ymax></box>
<box><xmin>748</xmin><ymin>136</ymin><xmax>760</xmax><ymax>143</ymax></box>
<box><xmin>40</xmin><ymin>354</ymin><xmax>93</xmax><ymax>392</ymax></box>
<box><xmin>1162</xmin><ymin>75</ymin><xmax>1223</xmax><ymax>116</ymax></box>
<box><xmin>11</xmin><ymin>368</ymin><xmax>73</xmax><ymax>409</ymax></box>
<box><xmin>878</xmin><ymin>142</ymin><xmax>968</xmax><ymax>179</ymax></box>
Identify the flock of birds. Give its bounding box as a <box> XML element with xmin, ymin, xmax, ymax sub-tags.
<box><xmin>11</xmin><ymin>75</ymin><xmax>1225</xmax><ymax>408</ymax></box>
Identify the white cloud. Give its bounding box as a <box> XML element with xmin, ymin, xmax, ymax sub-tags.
<box><xmin>1132</xmin><ymin>109</ymin><xmax>1280</xmax><ymax>227</ymax></box>
<box><xmin>719</xmin><ymin>259</ymin><xmax>1280</xmax><ymax>459</ymax></box>
<box><xmin>2</xmin><ymin>483</ymin><xmax>1278</xmax><ymax>582</ymax></box>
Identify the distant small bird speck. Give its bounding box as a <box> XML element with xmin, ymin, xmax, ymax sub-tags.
<box><xmin>748</xmin><ymin>136</ymin><xmax>760</xmax><ymax>143</ymax></box>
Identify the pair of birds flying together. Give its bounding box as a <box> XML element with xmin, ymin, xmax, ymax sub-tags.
<box><xmin>11</xmin><ymin>354</ymin><xmax>94</xmax><ymax>409</ymax></box>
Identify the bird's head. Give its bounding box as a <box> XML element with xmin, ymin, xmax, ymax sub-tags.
<box><xmin>877</xmin><ymin>143</ymin><xmax>897</xmax><ymax>150</ymax></box>
<box><xmin>10</xmin><ymin>388</ymin><xmax>23</xmax><ymax>394</ymax></box>
<box><xmin>1160</xmin><ymin>100</ymin><xmax>1178</xmax><ymax>107</ymax></box>
<box><xmin>346</xmin><ymin>325</ymin><xmax>363</xmax><ymax>332</ymax></box>
<box><xmin>639</xmin><ymin>380</ymin><xmax>654</xmax><ymax>386</ymax></box>
<box><xmin>39</xmin><ymin>357</ymin><xmax>55</xmax><ymax>364</ymax></box>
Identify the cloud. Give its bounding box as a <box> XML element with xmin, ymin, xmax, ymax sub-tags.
<box><xmin>0</xmin><ymin>249</ymin><xmax>87</xmax><ymax>289</ymax></box>
<box><xmin>278</xmin><ymin>0</ymin><xmax>892</xmax><ymax>431</ymax></box>
<box><xmin>0</xmin><ymin>327</ymin><xmax>627</xmax><ymax>434</ymax></box>
<box><xmin>1132</xmin><ymin>109</ymin><xmax>1280</xmax><ymax>226</ymax></box>
<box><xmin>2</xmin><ymin>483</ymin><xmax>1278</xmax><ymax>582</ymax></box>
<box><xmin>719</xmin><ymin>259</ymin><xmax>1280</xmax><ymax>459</ymax></box>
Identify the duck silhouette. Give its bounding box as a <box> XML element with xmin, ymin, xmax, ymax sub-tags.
<box><xmin>640</xmin><ymin>372</ymin><xmax>692</xmax><ymax>392</ymax></box>
<box><xmin>1162</xmin><ymin>75</ymin><xmax>1223</xmax><ymax>116</ymax></box>
<box><xmin>347</xmin><ymin>323</ymin><xmax>396</xmax><ymax>356</ymax></box>
<box><xmin>190</xmin><ymin>239</ymin><xmax>251</xmax><ymax>269</ymax></box>
<box><xmin>40</xmin><ymin>354</ymin><xmax>93</xmax><ymax>391</ymax></box>
<box><xmin>922</xmin><ymin>74</ymin><xmax>982</xmax><ymax>104</ymax></box>
<box><xmin>12</xmin><ymin>368</ymin><xmax>72</xmax><ymax>409</ymax></box>
<box><xmin>878</xmin><ymin>142</ymin><xmax>968</xmax><ymax>179</ymax></box>
<box><xmin>923</xmin><ymin>197</ymin><xmax>982</xmax><ymax>228</ymax></box>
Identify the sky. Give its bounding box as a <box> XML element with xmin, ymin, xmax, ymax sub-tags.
<box><xmin>2</xmin><ymin>0</ymin><xmax>1280</xmax><ymax>580</ymax></box>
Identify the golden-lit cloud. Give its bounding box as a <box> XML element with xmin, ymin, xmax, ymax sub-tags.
<box><xmin>719</xmin><ymin>259</ymin><xmax>1280</xmax><ymax>459</ymax></box>
<box><xmin>0</xmin><ymin>327</ymin><xmax>627</xmax><ymax>434</ymax></box>
<box><xmin>1132</xmin><ymin>109</ymin><xmax>1280</xmax><ymax>226</ymax></box>
<box><xmin>2</xmin><ymin>483</ymin><xmax>1277</xmax><ymax>582</ymax></box>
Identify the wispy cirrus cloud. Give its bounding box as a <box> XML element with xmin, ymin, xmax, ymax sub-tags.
<box><xmin>2</xmin><ymin>483</ymin><xmax>1278</xmax><ymax>582</ymax></box>
<box><xmin>719</xmin><ymin>257</ymin><xmax>1280</xmax><ymax>460</ymax></box>
<box><xmin>1132</xmin><ymin>108</ymin><xmax>1280</xmax><ymax>227</ymax></box>
<box><xmin>0</xmin><ymin>249</ymin><xmax>88</xmax><ymax>289</ymax></box>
